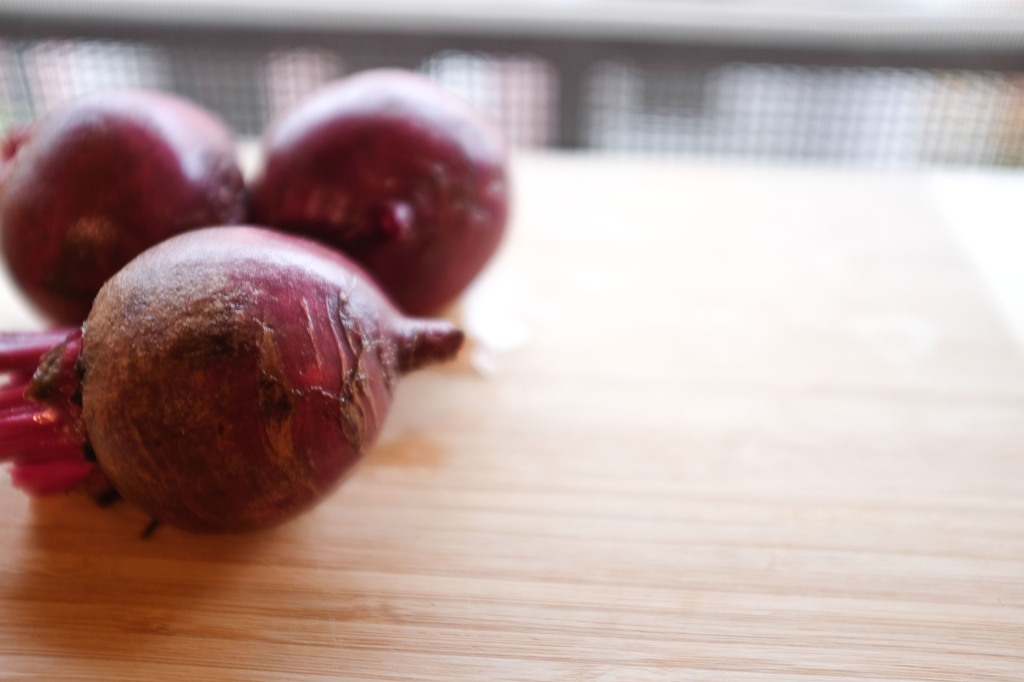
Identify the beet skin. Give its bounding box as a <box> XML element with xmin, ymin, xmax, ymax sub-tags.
<box><xmin>0</xmin><ymin>90</ymin><xmax>246</xmax><ymax>323</ymax></box>
<box><xmin>0</xmin><ymin>227</ymin><xmax>463</xmax><ymax>532</ymax></box>
<box><xmin>250</xmin><ymin>69</ymin><xmax>509</xmax><ymax>316</ymax></box>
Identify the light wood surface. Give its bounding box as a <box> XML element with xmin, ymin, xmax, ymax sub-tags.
<box><xmin>2</xmin><ymin>153</ymin><xmax>1024</xmax><ymax>681</ymax></box>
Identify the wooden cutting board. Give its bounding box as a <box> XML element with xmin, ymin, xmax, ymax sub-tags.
<box><xmin>2</xmin><ymin>153</ymin><xmax>1023</xmax><ymax>681</ymax></box>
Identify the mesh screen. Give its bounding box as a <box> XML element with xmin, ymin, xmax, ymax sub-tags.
<box><xmin>587</xmin><ymin>61</ymin><xmax>1024</xmax><ymax>166</ymax></box>
<box><xmin>1</xmin><ymin>37</ymin><xmax>1021</xmax><ymax>167</ymax></box>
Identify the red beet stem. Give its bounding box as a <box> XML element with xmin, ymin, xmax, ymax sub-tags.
<box><xmin>0</xmin><ymin>330</ymin><xmax>78</xmax><ymax>373</ymax></box>
<box><xmin>0</xmin><ymin>329</ymin><xmax>94</xmax><ymax>495</ymax></box>
<box><xmin>10</xmin><ymin>458</ymin><xmax>96</xmax><ymax>496</ymax></box>
<box><xmin>0</xmin><ymin>404</ymin><xmax>61</xmax><ymax>446</ymax></box>
<box><xmin>395</xmin><ymin>319</ymin><xmax>465</xmax><ymax>374</ymax></box>
<box><xmin>0</xmin><ymin>383</ymin><xmax>29</xmax><ymax>410</ymax></box>
<box><xmin>1</xmin><ymin>437</ymin><xmax>85</xmax><ymax>465</ymax></box>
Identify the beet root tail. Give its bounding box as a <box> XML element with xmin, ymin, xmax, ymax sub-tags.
<box><xmin>395</xmin><ymin>319</ymin><xmax>465</xmax><ymax>374</ymax></box>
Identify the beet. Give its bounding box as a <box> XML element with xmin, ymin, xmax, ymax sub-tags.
<box><xmin>249</xmin><ymin>69</ymin><xmax>509</xmax><ymax>316</ymax></box>
<box><xmin>0</xmin><ymin>90</ymin><xmax>247</xmax><ymax>324</ymax></box>
<box><xmin>0</xmin><ymin>226</ymin><xmax>463</xmax><ymax>532</ymax></box>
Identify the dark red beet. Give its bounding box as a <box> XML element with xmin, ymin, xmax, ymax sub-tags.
<box><xmin>0</xmin><ymin>90</ymin><xmax>247</xmax><ymax>324</ymax></box>
<box><xmin>0</xmin><ymin>226</ymin><xmax>463</xmax><ymax>532</ymax></box>
<box><xmin>249</xmin><ymin>69</ymin><xmax>509</xmax><ymax>316</ymax></box>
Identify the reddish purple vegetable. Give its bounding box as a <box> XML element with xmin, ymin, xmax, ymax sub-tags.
<box><xmin>0</xmin><ymin>226</ymin><xmax>463</xmax><ymax>532</ymax></box>
<box><xmin>0</xmin><ymin>90</ymin><xmax>247</xmax><ymax>324</ymax></box>
<box><xmin>249</xmin><ymin>69</ymin><xmax>509</xmax><ymax>316</ymax></box>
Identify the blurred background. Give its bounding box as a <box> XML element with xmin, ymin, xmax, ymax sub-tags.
<box><xmin>0</xmin><ymin>0</ymin><xmax>1022</xmax><ymax>167</ymax></box>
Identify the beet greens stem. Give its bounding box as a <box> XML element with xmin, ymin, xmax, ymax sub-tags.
<box><xmin>0</xmin><ymin>329</ymin><xmax>96</xmax><ymax>495</ymax></box>
<box><xmin>0</xmin><ymin>330</ymin><xmax>77</xmax><ymax>373</ymax></box>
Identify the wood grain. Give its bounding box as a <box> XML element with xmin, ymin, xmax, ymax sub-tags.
<box><xmin>2</xmin><ymin>154</ymin><xmax>1024</xmax><ymax>681</ymax></box>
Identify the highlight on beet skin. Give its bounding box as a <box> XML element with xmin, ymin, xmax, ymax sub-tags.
<box><xmin>0</xmin><ymin>226</ymin><xmax>464</xmax><ymax>533</ymax></box>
